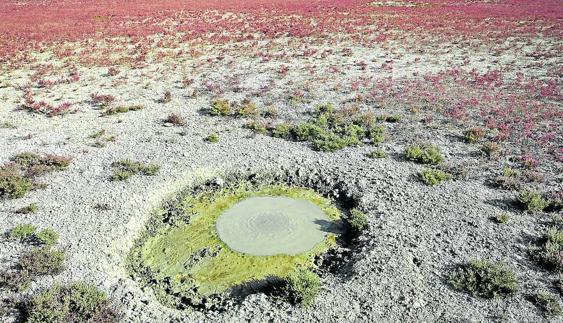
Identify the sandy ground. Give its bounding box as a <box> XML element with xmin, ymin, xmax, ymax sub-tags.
<box><xmin>1</xmin><ymin>35</ymin><xmax>562</xmax><ymax>322</ymax></box>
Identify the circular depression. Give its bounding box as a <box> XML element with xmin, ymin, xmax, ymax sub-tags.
<box><xmin>216</xmin><ymin>196</ymin><xmax>333</xmax><ymax>256</ymax></box>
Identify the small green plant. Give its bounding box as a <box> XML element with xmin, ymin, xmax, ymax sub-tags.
<box><xmin>272</xmin><ymin>123</ymin><xmax>292</xmax><ymax>139</ymax></box>
<box><xmin>367</xmin><ymin>149</ymin><xmax>386</xmax><ymax>159</ymax></box>
<box><xmin>206</xmin><ymin>133</ymin><xmax>219</xmax><ymax>143</ymax></box>
<box><xmin>449</xmin><ymin>260</ymin><xmax>519</xmax><ymax>298</ymax></box>
<box><xmin>531</xmin><ymin>291</ymin><xmax>562</xmax><ymax>316</ymax></box>
<box><xmin>369</xmin><ymin>125</ymin><xmax>385</xmax><ymax>143</ymax></box>
<box><xmin>348</xmin><ymin>209</ymin><xmax>368</xmax><ymax>232</ymax></box>
<box><xmin>0</xmin><ymin>165</ymin><xmax>33</xmax><ymax>198</ymax></box>
<box><xmin>464</xmin><ymin>127</ymin><xmax>486</xmax><ymax>143</ymax></box>
<box><xmin>245</xmin><ymin>119</ymin><xmax>268</xmax><ymax>134</ymax></box>
<box><xmin>405</xmin><ymin>144</ymin><xmax>444</xmax><ymax>164</ymax></box>
<box><xmin>284</xmin><ymin>268</ymin><xmax>321</xmax><ymax>307</ymax></box>
<box><xmin>210</xmin><ymin>99</ymin><xmax>232</xmax><ymax>116</ymax></box>
<box><xmin>495</xmin><ymin>213</ymin><xmax>510</xmax><ymax>224</ymax></box>
<box><xmin>517</xmin><ymin>189</ymin><xmax>549</xmax><ymax>212</ymax></box>
<box><xmin>529</xmin><ymin>227</ymin><xmax>563</xmax><ymax>270</ymax></box>
<box><xmin>9</xmin><ymin>223</ymin><xmax>37</xmax><ymax>241</ymax></box>
<box><xmin>36</xmin><ymin>229</ymin><xmax>59</xmax><ymax>246</ymax></box>
<box><xmin>25</xmin><ymin>282</ymin><xmax>120</xmax><ymax>323</ymax></box>
<box><xmin>16</xmin><ymin>203</ymin><xmax>38</xmax><ymax>214</ymax></box>
<box><xmin>237</xmin><ymin>100</ymin><xmax>260</xmax><ymax>117</ymax></box>
<box><xmin>111</xmin><ymin>160</ymin><xmax>160</xmax><ymax>181</ymax></box>
<box><xmin>101</xmin><ymin>104</ymin><xmax>144</xmax><ymax>116</ymax></box>
<box><xmin>419</xmin><ymin>168</ymin><xmax>452</xmax><ymax>186</ymax></box>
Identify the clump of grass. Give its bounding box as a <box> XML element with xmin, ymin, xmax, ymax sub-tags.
<box><xmin>236</xmin><ymin>99</ymin><xmax>259</xmax><ymax>117</ymax></box>
<box><xmin>517</xmin><ymin>189</ymin><xmax>549</xmax><ymax>212</ymax></box>
<box><xmin>206</xmin><ymin>133</ymin><xmax>219</xmax><ymax>143</ymax></box>
<box><xmin>101</xmin><ymin>104</ymin><xmax>143</xmax><ymax>116</ymax></box>
<box><xmin>16</xmin><ymin>203</ymin><xmax>38</xmax><ymax>214</ymax></box>
<box><xmin>111</xmin><ymin>160</ymin><xmax>160</xmax><ymax>181</ymax></box>
<box><xmin>348</xmin><ymin>209</ymin><xmax>368</xmax><ymax>232</ymax></box>
<box><xmin>24</xmin><ymin>282</ymin><xmax>121</xmax><ymax>323</ymax></box>
<box><xmin>283</xmin><ymin>268</ymin><xmax>321</xmax><ymax>307</ymax></box>
<box><xmin>481</xmin><ymin>141</ymin><xmax>500</xmax><ymax>158</ymax></box>
<box><xmin>272</xmin><ymin>123</ymin><xmax>292</xmax><ymax>139</ymax></box>
<box><xmin>210</xmin><ymin>99</ymin><xmax>232</xmax><ymax>116</ymax></box>
<box><xmin>164</xmin><ymin>113</ymin><xmax>186</xmax><ymax>126</ymax></box>
<box><xmin>1</xmin><ymin>247</ymin><xmax>65</xmax><ymax>291</ymax></box>
<box><xmin>36</xmin><ymin>229</ymin><xmax>59</xmax><ymax>246</ymax></box>
<box><xmin>531</xmin><ymin>291</ymin><xmax>562</xmax><ymax>316</ymax></box>
<box><xmin>495</xmin><ymin>212</ymin><xmax>510</xmax><ymax>224</ymax></box>
<box><xmin>529</xmin><ymin>227</ymin><xmax>563</xmax><ymax>270</ymax></box>
<box><xmin>367</xmin><ymin>149</ymin><xmax>386</xmax><ymax>159</ymax></box>
<box><xmin>419</xmin><ymin>168</ymin><xmax>452</xmax><ymax>186</ymax></box>
<box><xmin>245</xmin><ymin>118</ymin><xmax>269</xmax><ymax>135</ymax></box>
<box><xmin>450</xmin><ymin>260</ymin><xmax>519</xmax><ymax>298</ymax></box>
<box><xmin>464</xmin><ymin>127</ymin><xmax>486</xmax><ymax>143</ymax></box>
<box><xmin>9</xmin><ymin>223</ymin><xmax>37</xmax><ymax>241</ymax></box>
<box><xmin>405</xmin><ymin>144</ymin><xmax>444</xmax><ymax>164</ymax></box>
<box><xmin>0</xmin><ymin>164</ymin><xmax>34</xmax><ymax>198</ymax></box>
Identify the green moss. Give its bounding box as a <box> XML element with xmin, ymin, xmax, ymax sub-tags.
<box><xmin>517</xmin><ymin>189</ymin><xmax>549</xmax><ymax>212</ymax></box>
<box><xmin>9</xmin><ymin>223</ymin><xmax>37</xmax><ymax>241</ymax></box>
<box><xmin>283</xmin><ymin>268</ymin><xmax>321</xmax><ymax>307</ymax></box>
<box><xmin>25</xmin><ymin>283</ymin><xmax>120</xmax><ymax>323</ymax></box>
<box><xmin>405</xmin><ymin>144</ymin><xmax>444</xmax><ymax>165</ymax></box>
<box><xmin>419</xmin><ymin>168</ymin><xmax>452</xmax><ymax>186</ymax></box>
<box><xmin>131</xmin><ymin>184</ymin><xmax>341</xmax><ymax>302</ymax></box>
<box><xmin>450</xmin><ymin>260</ymin><xmax>519</xmax><ymax>298</ymax></box>
<box><xmin>111</xmin><ymin>159</ymin><xmax>160</xmax><ymax>181</ymax></box>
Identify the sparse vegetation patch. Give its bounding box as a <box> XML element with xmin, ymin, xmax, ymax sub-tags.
<box><xmin>449</xmin><ymin>260</ymin><xmax>519</xmax><ymax>298</ymax></box>
<box><xmin>111</xmin><ymin>159</ymin><xmax>160</xmax><ymax>181</ymax></box>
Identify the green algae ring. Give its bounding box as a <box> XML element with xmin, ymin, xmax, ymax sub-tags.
<box><xmin>216</xmin><ymin>196</ymin><xmax>333</xmax><ymax>256</ymax></box>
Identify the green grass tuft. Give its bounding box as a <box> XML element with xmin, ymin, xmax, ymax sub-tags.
<box><xmin>405</xmin><ymin>144</ymin><xmax>444</xmax><ymax>164</ymax></box>
<box><xmin>517</xmin><ymin>189</ymin><xmax>549</xmax><ymax>212</ymax></box>
<box><xmin>419</xmin><ymin>168</ymin><xmax>452</xmax><ymax>186</ymax></box>
<box><xmin>36</xmin><ymin>229</ymin><xmax>59</xmax><ymax>246</ymax></box>
<box><xmin>25</xmin><ymin>282</ymin><xmax>120</xmax><ymax>323</ymax></box>
<box><xmin>348</xmin><ymin>209</ymin><xmax>368</xmax><ymax>232</ymax></box>
<box><xmin>9</xmin><ymin>223</ymin><xmax>37</xmax><ymax>241</ymax></box>
<box><xmin>111</xmin><ymin>159</ymin><xmax>160</xmax><ymax>181</ymax></box>
<box><xmin>283</xmin><ymin>268</ymin><xmax>321</xmax><ymax>307</ymax></box>
<box><xmin>531</xmin><ymin>291</ymin><xmax>562</xmax><ymax>316</ymax></box>
<box><xmin>450</xmin><ymin>260</ymin><xmax>518</xmax><ymax>298</ymax></box>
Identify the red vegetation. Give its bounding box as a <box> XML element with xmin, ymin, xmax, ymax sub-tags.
<box><xmin>1</xmin><ymin>0</ymin><xmax>561</xmax><ymax>66</ymax></box>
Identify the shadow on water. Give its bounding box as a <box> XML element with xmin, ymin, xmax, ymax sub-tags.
<box><xmin>314</xmin><ymin>219</ymin><xmax>343</xmax><ymax>235</ymax></box>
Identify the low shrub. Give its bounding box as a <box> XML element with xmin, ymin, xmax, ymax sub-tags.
<box><xmin>348</xmin><ymin>209</ymin><xmax>368</xmax><ymax>232</ymax></box>
<box><xmin>0</xmin><ymin>164</ymin><xmax>34</xmax><ymax>198</ymax></box>
<box><xmin>284</xmin><ymin>269</ymin><xmax>321</xmax><ymax>307</ymax></box>
<box><xmin>529</xmin><ymin>227</ymin><xmax>563</xmax><ymax>270</ymax></box>
<box><xmin>111</xmin><ymin>160</ymin><xmax>160</xmax><ymax>181</ymax></box>
<box><xmin>367</xmin><ymin>149</ymin><xmax>386</xmax><ymax>159</ymax></box>
<box><xmin>464</xmin><ymin>127</ymin><xmax>486</xmax><ymax>143</ymax></box>
<box><xmin>101</xmin><ymin>104</ymin><xmax>143</xmax><ymax>116</ymax></box>
<box><xmin>420</xmin><ymin>168</ymin><xmax>452</xmax><ymax>186</ymax></box>
<box><xmin>210</xmin><ymin>99</ymin><xmax>232</xmax><ymax>116</ymax></box>
<box><xmin>164</xmin><ymin>113</ymin><xmax>185</xmax><ymax>126</ymax></box>
<box><xmin>25</xmin><ymin>282</ymin><xmax>121</xmax><ymax>323</ymax></box>
<box><xmin>19</xmin><ymin>247</ymin><xmax>64</xmax><ymax>276</ymax></box>
<box><xmin>495</xmin><ymin>213</ymin><xmax>510</xmax><ymax>224</ymax></box>
<box><xmin>236</xmin><ymin>99</ymin><xmax>259</xmax><ymax>117</ymax></box>
<box><xmin>449</xmin><ymin>260</ymin><xmax>519</xmax><ymax>298</ymax></box>
<box><xmin>9</xmin><ymin>223</ymin><xmax>37</xmax><ymax>241</ymax></box>
<box><xmin>16</xmin><ymin>203</ymin><xmax>38</xmax><ymax>214</ymax></box>
<box><xmin>36</xmin><ymin>229</ymin><xmax>59</xmax><ymax>246</ymax></box>
<box><xmin>531</xmin><ymin>291</ymin><xmax>562</xmax><ymax>316</ymax></box>
<box><xmin>517</xmin><ymin>189</ymin><xmax>549</xmax><ymax>212</ymax></box>
<box><xmin>272</xmin><ymin>123</ymin><xmax>292</xmax><ymax>139</ymax></box>
<box><xmin>405</xmin><ymin>144</ymin><xmax>444</xmax><ymax>164</ymax></box>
